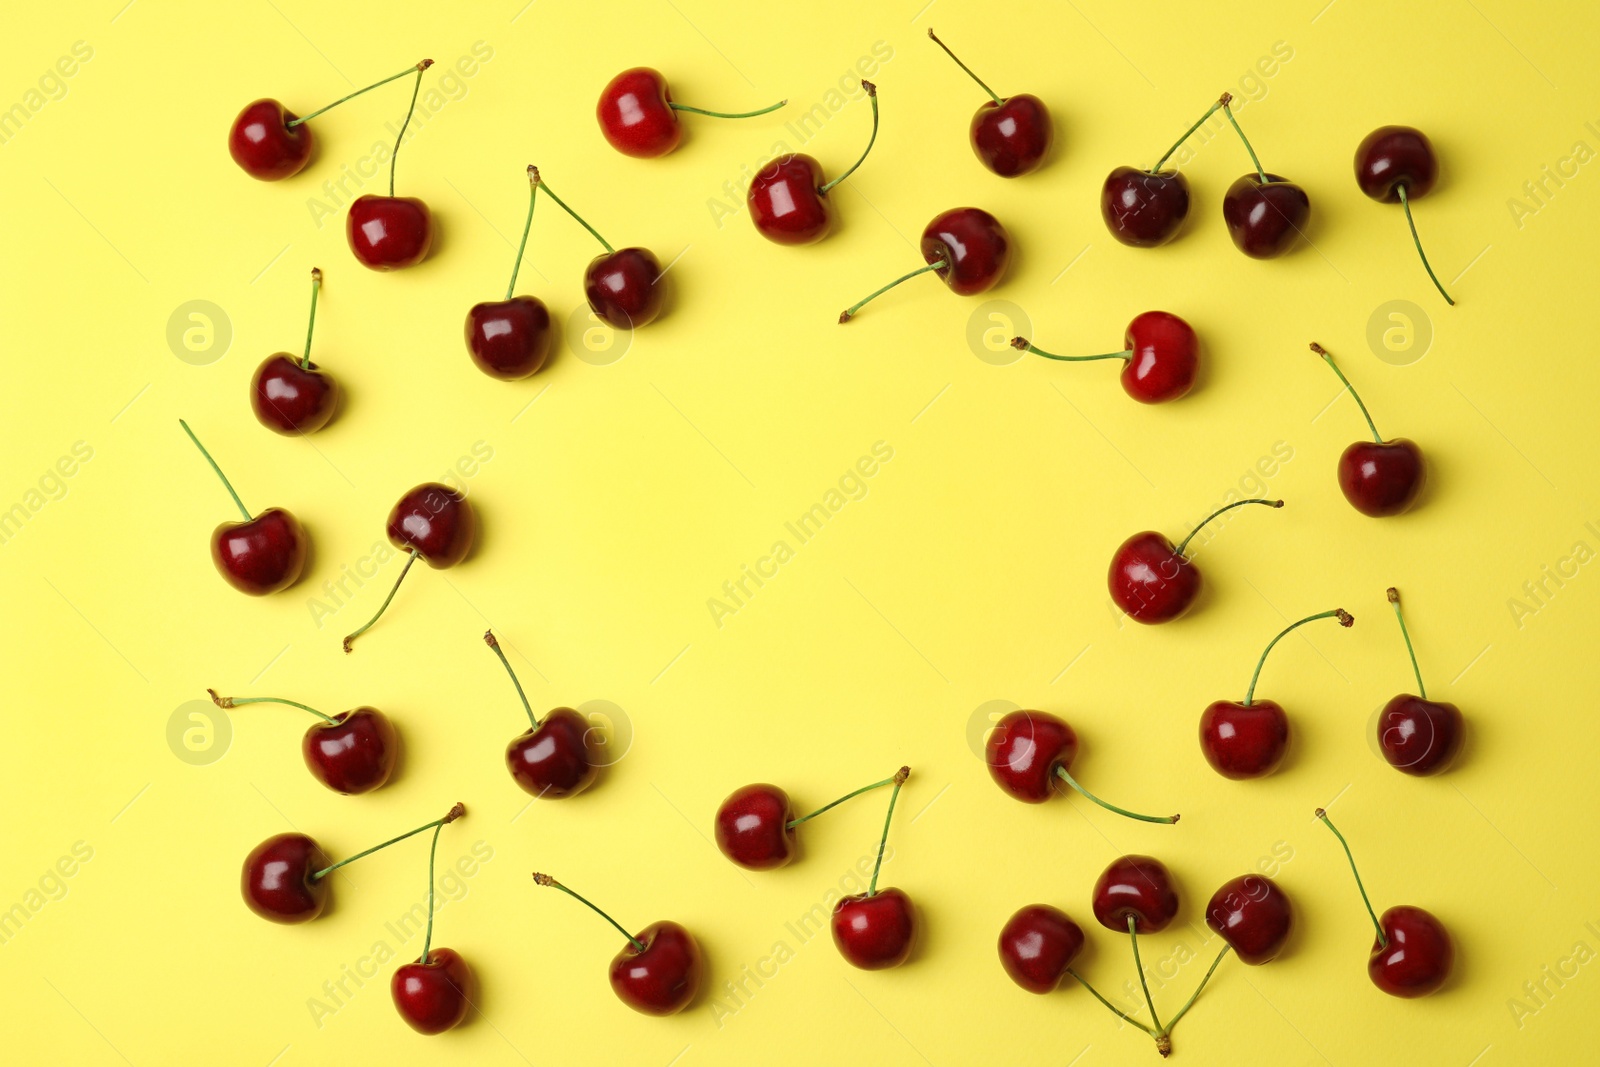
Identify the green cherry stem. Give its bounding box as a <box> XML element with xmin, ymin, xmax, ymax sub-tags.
<box><xmin>506</xmin><ymin>166</ymin><xmax>540</xmax><ymax>300</ymax></box>
<box><xmin>1174</xmin><ymin>498</ymin><xmax>1284</xmax><ymax>557</ymax></box>
<box><xmin>1387</xmin><ymin>587</ymin><xmax>1427</xmax><ymax>698</ymax></box>
<box><xmin>1316</xmin><ymin>808</ymin><xmax>1388</xmax><ymax>948</ymax></box>
<box><xmin>1157</xmin><ymin>944</ymin><xmax>1232</xmax><ymax>1048</ymax></box>
<box><xmin>1150</xmin><ymin>94</ymin><xmax>1228</xmax><ymax>173</ymax></box>
<box><xmin>535</xmin><ymin>173</ymin><xmax>614</xmax><ymax>254</ymax></box>
<box><xmin>1011</xmin><ymin>336</ymin><xmax>1131</xmax><ymax>363</ymax></box>
<box><xmin>1309</xmin><ymin>343</ymin><xmax>1383</xmax><ymax>444</ymax></box>
<box><xmin>1244</xmin><ymin>609</ymin><xmax>1354</xmax><ymax>706</ymax></box>
<box><xmin>300</xmin><ymin>267</ymin><xmax>322</xmax><ymax>369</ymax></box>
<box><xmin>1397</xmin><ymin>184</ymin><xmax>1456</xmax><ymax>306</ymax></box>
<box><xmin>207</xmin><ymin>689</ymin><xmax>334</xmax><ymax>724</ymax></box>
<box><xmin>867</xmin><ymin>766</ymin><xmax>910</xmax><ymax>896</ymax></box>
<box><xmin>388</xmin><ymin>60</ymin><xmax>433</xmax><ymax>196</ymax></box>
<box><xmin>787</xmin><ymin>774</ymin><xmax>897</xmax><ymax>828</ymax></box>
<box><xmin>484</xmin><ymin>629</ymin><xmax>540</xmax><ymax>730</ymax></box>
<box><xmin>818</xmin><ymin>81</ymin><xmax>878</xmax><ymax>195</ymax></box>
<box><xmin>342</xmin><ymin>548</ymin><xmax>421</xmax><ymax>653</ymax></box>
<box><xmin>838</xmin><ymin>260</ymin><xmax>946</xmax><ymax>323</ymax></box>
<box><xmin>312</xmin><ymin>801</ymin><xmax>464</xmax><ymax>883</ymax></box>
<box><xmin>1054</xmin><ymin>765</ymin><xmax>1178</xmax><ymax>824</ymax></box>
<box><xmin>1066</xmin><ymin>969</ymin><xmax>1155</xmax><ymax>1035</ymax></box>
<box><xmin>287</xmin><ymin>60</ymin><xmax>432</xmax><ymax>128</ymax></box>
<box><xmin>1129</xmin><ymin>915</ymin><xmax>1163</xmax><ymax>1034</ymax></box>
<box><xmin>419</xmin><ymin>808</ymin><xmax>459</xmax><ymax>964</ymax></box>
<box><xmin>178</xmin><ymin>419</ymin><xmax>251</xmax><ymax>521</ymax></box>
<box><xmin>533</xmin><ymin>873</ymin><xmax>646</xmax><ymax>953</ymax></box>
<box><xmin>669</xmin><ymin>99</ymin><xmax>786</xmax><ymax>119</ymax></box>
<box><xmin>1219</xmin><ymin>95</ymin><xmax>1267</xmax><ymax>182</ymax></box>
<box><xmin>926</xmin><ymin>29</ymin><xmax>1002</xmax><ymax>104</ymax></box>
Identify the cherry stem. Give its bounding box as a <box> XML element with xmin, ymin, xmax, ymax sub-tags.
<box><xmin>1219</xmin><ymin>97</ymin><xmax>1267</xmax><ymax>182</ymax></box>
<box><xmin>1316</xmin><ymin>808</ymin><xmax>1387</xmax><ymax>948</ymax></box>
<box><xmin>867</xmin><ymin>766</ymin><xmax>910</xmax><ymax>896</ymax></box>
<box><xmin>532</xmin><ymin>873</ymin><xmax>645</xmax><ymax>953</ymax></box>
<box><xmin>484</xmin><ymin>629</ymin><xmax>540</xmax><ymax>729</ymax></box>
<box><xmin>1054</xmin><ymin>765</ymin><xmax>1178</xmax><ymax>824</ymax></box>
<box><xmin>300</xmin><ymin>268</ymin><xmax>322</xmax><ymax>369</ymax></box>
<box><xmin>926</xmin><ymin>29</ymin><xmax>1001</xmax><ymax>104</ymax></box>
<box><xmin>312</xmin><ymin>801</ymin><xmax>464</xmax><ymax>883</ymax></box>
<box><xmin>287</xmin><ymin>61</ymin><xmax>431</xmax><ymax>127</ymax></box>
<box><xmin>207</xmin><ymin>689</ymin><xmax>334</xmax><ymax>724</ymax></box>
<box><xmin>1397</xmin><ymin>185</ymin><xmax>1455</xmax><ymax>306</ymax></box>
<box><xmin>178</xmin><ymin>419</ymin><xmax>250</xmax><ymax>522</ymax></box>
<box><xmin>1245</xmin><ymin>608</ymin><xmax>1354</xmax><ymax>706</ymax></box>
<box><xmin>1157</xmin><ymin>944</ymin><xmax>1231</xmax><ymax>1042</ymax></box>
<box><xmin>1308</xmin><ymin>343</ymin><xmax>1383</xmax><ymax>444</ymax></box>
<box><xmin>1175</xmin><ymin>498</ymin><xmax>1283</xmax><ymax>557</ymax></box>
<box><xmin>1012</xmin><ymin>337</ymin><xmax>1131</xmax><ymax>363</ymax></box>
<box><xmin>1129</xmin><ymin>915</ymin><xmax>1163</xmax><ymax>1033</ymax></box>
<box><xmin>1387</xmin><ymin>587</ymin><xmax>1427</xmax><ymax>698</ymax></box>
<box><xmin>839</xmin><ymin>260</ymin><xmax>946</xmax><ymax>323</ymax></box>
<box><xmin>388</xmin><ymin>62</ymin><xmax>431</xmax><ymax>196</ymax></box>
<box><xmin>818</xmin><ymin>81</ymin><xmax>878</xmax><ymax>195</ymax></box>
<box><xmin>535</xmin><ymin>176</ymin><xmax>614</xmax><ymax>254</ymax></box>
<box><xmin>343</xmin><ymin>548</ymin><xmax>420</xmax><ymax>653</ymax></box>
<box><xmin>669</xmin><ymin>99</ymin><xmax>786</xmax><ymax>119</ymax></box>
<box><xmin>506</xmin><ymin>167</ymin><xmax>539</xmax><ymax>300</ymax></box>
<box><xmin>787</xmin><ymin>774</ymin><xmax>897</xmax><ymax>828</ymax></box>
<box><xmin>420</xmin><ymin>809</ymin><xmax>457</xmax><ymax>964</ymax></box>
<box><xmin>1150</xmin><ymin>94</ymin><xmax>1227</xmax><ymax>173</ymax></box>
<box><xmin>1067</xmin><ymin>969</ymin><xmax>1154</xmax><ymax>1035</ymax></box>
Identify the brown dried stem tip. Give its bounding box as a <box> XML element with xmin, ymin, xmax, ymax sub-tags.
<box><xmin>206</xmin><ymin>688</ymin><xmax>231</xmax><ymax>707</ymax></box>
<box><xmin>417</xmin><ymin>59</ymin><xmax>435</xmax><ymax>71</ymax></box>
<box><xmin>1314</xmin><ymin>807</ymin><xmax>1327</xmax><ymax>819</ymax></box>
<box><xmin>527</xmin><ymin>165</ymin><xmax>540</xmax><ymax>185</ymax></box>
<box><xmin>839</xmin><ymin>310</ymin><xmax>853</xmax><ymax>324</ymax></box>
<box><xmin>1218</xmin><ymin>92</ymin><xmax>1233</xmax><ymax>108</ymax></box>
<box><xmin>1335</xmin><ymin>609</ymin><xmax>1355</xmax><ymax>627</ymax></box>
<box><xmin>1387</xmin><ymin>587</ymin><xmax>1400</xmax><ymax>604</ymax></box>
<box><xmin>443</xmin><ymin>802</ymin><xmax>466</xmax><ymax>823</ymax></box>
<box><xmin>1010</xmin><ymin>336</ymin><xmax>1030</xmax><ymax>350</ymax></box>
<box><xmin>894</xmin><ymin>766</ymin><xmax>910</xmax><ymax>786</ymax></box>
<box><xmin>484</xmin><ymin>629</ymin><xmax>500</xmax><ymax>649</ymax></box>
<box><xmin>310</xmin><ymin>267</ymin><xmax>322</xmax><ymax>283</ymax></box>
<box><xmin>862</xmin><ymin>80</ymin><xmax>876</xmax><ymax>97</ymax></box>
<box><xmin>1308</xmin><ymin>341</ymin><xmax>1329</xmax><ymax>357</ymax></box>
<box><xmin>532</xmin><ymin>872</ymin><xmax>557</xmax><ymax>888</ymax></box>
<box><xmin>1156</xmin><ymin>1032</ymin><xmax>1173</xmax><ymax>1056</ymax></box>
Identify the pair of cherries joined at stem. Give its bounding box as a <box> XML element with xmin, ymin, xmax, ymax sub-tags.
<box><xmin>1109</xmin><ymin>497</ymin><xmax>1284</xmax><ymax>624</ymax></box>
<box><xmin>1310</xmin><ymin>342</ymin><xmax>1427</xmax><ymax>518</ymax></box>
<box><xmin>207</xmin><ymin>689</ymin><xmax>397</xmax><ymax>794</ymax></box>
<box><xmin>253</xmin><ymin>268</ymin><xmax>337</xmax><ymax>435</ymax></box>
<box><xmin>716</xmin><ymin>768</ymin><xmax>918</xmax><ymax>971</ymax></box>
<box><xmin>180</xmin><ymin>419</ymin><xmax>306</xmax><ymax>596</ymax></box>
<box><xmin>1355</xmin><ymin>125</ymin><xmax>1455</xmax><ymax>305</ymax></box>
<box><xmin>1318</xmin><ymin>809</ymin><xmax>1454</xmax><ymax>997</ymax></box>
<box><xmin>1102</xmin><ymin>93</ymin><xmax>1309</xmax><ymax>258</ymax></box>
<box><xmin>985</xmin><ymin>710</ymin><xmax>1178</xmax><ymax>825</ymax></box>
<box><xmin>243</xmin><ymin>804</ymin><xmax>472</xmax><ymax>1033</ymax></box>
<box><xmin>596</xmin><ymin>67</ymin><xmax>784</xmax><ymax>158</ymax></box>
<box><xmin>747</xmin><ymin>82</ymin><xmax>878</xmax><ymax>245</ymax></box>
<box><xmin>1013</xmin><ymin>311</ymin><xmax>1199</xmax><ymax>404</ymax></box>
<box><xmin>484</xmin><ymin>630</ymin><xmax>603</xmax><ymax>798</ymax></box>
<box><xmin>343</xmin><ymin>483</ymin><xmax>476</xmax><ymax>652</ymax></box>
<box><xmin>926</xmin><ymin>30</ymin><xmax>1052</xmax><ymax>177</ymax></box>
<box><xmin>838</xmin><ymin>207</ymin><xmax>1012</xmax><ymax>323</ymax></box>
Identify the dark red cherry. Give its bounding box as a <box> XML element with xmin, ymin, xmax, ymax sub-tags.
<box><xmin>348</xmin><ymin>195</ymin><xmax>433</xmax><ymax>271</ymax></box>
<box><xmin>303</xmin><ymin>707</ymin><xmax>398</xmax><ymax>794</ymax></box>
<box><xmin>970</xmin><ymin>95</ymin><xmax>1052</xmax><ymax>177</ymax></box>
<box><xmin>1371</xmin><ymin>905</ymin><xmax>1453</xmax><ymax>997</ymax></box>
<box><xmin>211</xmin><ymin>507</ymin><xmax>307</xmax><ymax>596</ymax></box>
<box><xmin>1101</xmin><ymin>166</ymin><xmax>1189</xmax><ymax>247</ymax></box>
<box><xmin>253</xmin><ymin>354</ymin><xmax>337</xmax><ymax>434</ymax></box>
<box><xmin>1339</xmin><ymin>439</ymin><xmax>1426</xmax><ymax>517</ymax></box>
<box><xmin>1355</xmin><ymin>126</ymin><xmax>1438</xmax><ymax>202</ymax></box>
<box><xmin>466</xmin><ymin>297</ymin><xmax>551</xmax><ymax>380</ymax></box>
<box><xmin>714</xmin><ymin>784</ymin><xmax>796</xmax><ymax>870</ymax></box>
<box><xmin>985</xmin><ymin>709</ymin><xmax>1076</xmax><ymax>802</ymax></box>
<box><xmin>1109</xmin><ymin>499</ymin><xmax>1282</xmax><ymax>623</ymax></box>
<box><xmin>1205</xmin><ymin>875</ymin><xmax>1293</xmax><ymax>965</ymax></box>
<box><xmin>1092</xmin><ymin>855</ymin><xmax>1178</xmax><ymax>934</ymax></box>
<box><xmin>241</xmin><ymin>832</ymin><xmax>328</xmax><ymax>923</ymax></box>
<box><xmin>229</xmin><ymin>99</ymin><xmax>312</xmax><ymax>181</ymax></box>
<box><xmin>1223</xmin><ymin>173</ymin><xmax>1309</xmax><ymax>258</ymax></box>
<box><xmin>597</xmin><ymin>68</ymin><xmax>681</xmax><ymax>158</ymax></box>
<box><xmin>505</xmin><ymin>707</ymin><xmax>601</xmax><ymax>799</ymax></box>
<box><xmin>585</xmin><ymin>248</ymin><xmax>664</xmax><ymax>329</ymax></box>
<box><xmin>747</xmin><ymin>154</ymin><xmax>834</xmax><ymax>246</ymax></box>
<box><xmin>998</xmin><ymin>904</ymin><xmax>1083</xmax><ymax>993</ymax></box>
<box><xmin>392</xmin><ymin>947</ymin><xmax>472</xmax><ymax>1034</ymax></box>
<box><xmin>1377</xmin><ymin>695</ymin><xmax>1463</xmax><ymax>776</ymax></box>
<box><xmin>833</xmin><ymin>888</ymin><xmax>917</xmax><ymax>970</ymax></box>
<box><xmin>922</xmin><ymin>207</ymin><xmax>1011</xmax><ymax>295</ymax></box>
<box><xmin>388</xmin><ymin>483</ymin><xmax>475</xmax><ymax>565</ymax></box>
<box><xmin>611</xmin><ymin>920</ymin><xmax>704</xmax><ymax>1014</ymax></box>
<box><xmin>1199</xmin><ymin>700</ymin><xmax>1289</xmax><ymax>779</ymax></box>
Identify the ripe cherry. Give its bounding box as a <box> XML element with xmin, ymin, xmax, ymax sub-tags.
<box><xmin>1012</xmin><ymin>311</ymin><xmax>1198</xmax><ymax>404</ymax></box>
<box><xmin>1309</xmin><ymin>342</ymin><xmax>1426</xmax><ymax>517</ymax></box>
<box><xmin>207</xmin><ymin>689</ymin><xmax>397</xmax><ymax>795</ymax></box>
<box><xmin>179</xmin><ymin>419</ymin><xmax>306</xmax><ymax>596</ymax></box>
<box><xmin>1205</xmin><ymin>874</ymin><xmax>1294</xmax><ymax>965</ymax></box>
<box><xmin>1355</xmin><ymin>126</ymin><xmax>1454</xmax><ymax>304</ymax></box>
<box><xmin>391</xmin><ymin>807</ymin><xmax>472</xmax><ymax>1034</ymax></box>
<box><xmin>997</xmin><ymin>904</ymin><xmax>1083</xmax><ymax>993</ymax></box>
<box><xmin>346</xmin><ymin>63</ymin><xmax>435</xmax><ymax>271</ymax></box>
<box><xmin>537</xmin><ymin>172</ymin><xmax>664</xmax><ymax>329</ymax></box>
<box><xmin>596</xmin><ymin>67</ymin><xmax>784</xmax><ymax>158</ymax></box>
<box><xmin>1215</xmin><ymin>95</ymin><xmax>1309</xmax><ymax>258</ymax></box>
<box><xmin>466</xmin><ymin>167</ymin><xmax>552</xmax><ymax>380</ymax></box>
<box><xmin>832</xmin><ymin>768</ymin><xmax>917</xmax><ymax>969</ymax></box>
<box><xmin>926</xmin><ymin>30</ymin><xmax>1052</xmax><ymax>177</ymax></box>
<box><xmin>253</xmin><ymin>268</ymin><xmax>338</xmax><ymax>435</ymax></box>
<box><xmin>715</xmin><ymin>771</ymin><xmax>899</xmax><ymax>870</ymax></box>
<box><xmin>484</xmin><ymin>630</ymin><xmax>601</xmax><ymax>799</ymax></box>
<box><xmin>344</xmin><ymin>484</ymin><xmax>476</xmax><ymax>652</ymax></box>
<box><xmin>985</xmin><ymin>709</ymin><xmax>1178</xmax><ymax>824</ymax></box>
<box><xmin>838</xmin><ymin>208</ymin><xmax>1011</xmax><ymax>322</ymax></box>
<box><xmin>1101</xmin><ymin>95</ymin><xmax>1228</xmax><ymax>247</ymax></box>
<box><xmin>748</xmin><ymin>83</ymin><xmax>879</xmax><ymax>245</ymax></box>
<box><xmin>1108</xmin><ymin>498</ymin><xmax>1283</xmax><ymax>623</ymax></box>
<box><xmin>1378</xmin><ymin>588</ymin><xmax>1464</xmax><ymax>775</ymax></box>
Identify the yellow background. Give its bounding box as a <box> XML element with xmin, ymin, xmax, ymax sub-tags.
<box><xmin>3</xmin><ymin>0</ymin><xmax>1597</xmax><ymax>1063</ymax></box>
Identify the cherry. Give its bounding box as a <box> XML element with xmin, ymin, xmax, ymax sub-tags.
<box><xmin>1211</xmin><ymin>95</ymin><xmax>1310</xmax><ymax>258</ymax></box>
<box><xmin>484</xmin><ymin>630</ymin><xmax>601</xmax><ymax>799</ymax></box>
<box><xmin>343</xmin><ymin>484</ymin><xmax>476</xmax><ymax>652</ymax></box>
<box><xmin>1199</xmin><ymin>608</ymin><xmax>1354</xmax><ymax>779</ymax></box>
<box><xmin>346</xmin><ymin>63</ymin><xmax>434</xmax><ymax>271</ymax></box>
<box><xmin>1205</xmin><ymin>874</ymin><xmax>1294</xmax><ymax>965</ymax></box>
<box><xmin>253</xmin><ymin>268</ymin><xmax>337</xmax><ymax>435</ymax></box>
<box><xmin>532</xmin><ymin>873</ymin><xmax>703</xmax><ymax>1015</ymax></box>
<box><xmin>997</xmin><ymin>904</ymin><xmax>1083</xmax><ymax>993</ymax></box>
<box><xmin>207</xmin><ymin>689</ymin><xmax>397</xmax><ymax>795</ymax></box>
<box><xmin>1316</xmin><ymin>809</ymin><xmax>1454</xmax><ymax>997</ymax></box>
<box><xmin>179</xmin><ymin>419</ymin><xmax>306</xmax><ymax>596</ymax></box>
<box><xmin>538</xmin><ymin>172</ymin><xmax>663</xmax><ymax>329</ymax></box>
<box><xmin>1093</xmin><ymin>855</ymin><xmax>1178</xmax><ymax>935</ymax></box>
<box><xmin>242</xmin><ymin>802</ymin><xmax>463</xmax><ymax>925</ymax></box>
<box><xmin>985</xmin><ymin>709</ymin><xmax>1178</xmax><ymax>823</ymax></box>
<box><xmin>748</xmin><ymin>82</ymin><xmax>879</xmax><ymax>245</ymax></box>
<box><xmin>1108</xmin><ymin>498</ymin><xmax>1283</xmax><ymax>623</ymax></box>
<box><xmin>715</xmin><ymin>771</ymin><xmax>898</xmax><ymax>870</ymax></box>
<box><xmin>926</xmin><ymin>30</ymin><xmax>1052</xmax><ymax>177</ymax></box>
<box><xmin>838</xmin><ymin>208</ymin><xmax>1011</xmax><ymax>322</ymax></box>
<box><xmin>1012</xmin><ymin>310</ymin><xmax>1198</xmax><ymax>404</ymax></box>
<box><xmin>1378</xmin><ymin>588</ymin><xmax>1464</xmax><ymax>775</ymax></box>
<box><xmin>228</xmin><ymin>61</ymin><xmax>429</xmax><ymax>181</ymax></box>
<box><xmin>831</xmin><ymin>767</ymin><xmax>917</xmax><ymax>969</ymax></box>
<box><xmin>466</xmin><ymin>167</ymin><xmax>552</xmax><ymax>380</ymax></box>
<box><xmin>596</xmin><ymin>67</ymin><xmax>785</xmax><ymax>158</ymax></box>
<box><xmin>1308</xmin><ymin>342</ymin><xmax>1427</xmax><ymax>517</ymax></box>
<box><xmin>1355</xmin><ymin>125</ymin><xmax>1454</xmax><ymax>304</ymax></box>
<box><xmin>392</xmin><ymin>806</ymin><xmax>473</xmax><ymax>1034</ymax></box>
<box><xmin>1101</xmin><ymin>95</ymin><xmax>1228</xmax><ymax>247</ymax></box>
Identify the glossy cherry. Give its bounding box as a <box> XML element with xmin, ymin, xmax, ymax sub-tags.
<box><xmin>998</xmin><ymin>904</ymin><xmax>1084</xmax><ymax>993</ymax></box>
<box><xmin>391</xmin><ymin>805</ymin><xmax>472</xmax><ymax>1034</ymax></box>
<box><xmin>252</xmin><ymin>268</ymin><xmax>337</xmax><ymax>435</ymax></box>
<box><xmin>1309</xmin><ymin>343</ymin><xmax>1427</xmax><ymax>517</ymax></box>
<box><xmin>715</xmin><ymin>771</ymin><xmax>900</xmax><ymax>870</ymax></box>
<box><xmin>346</xmin><ymin>63</ymin><xmax>434</xmax><ymax>271</ymax></box>
<box><xmin>748</xmin><ymin>83</ymin><xmax>878</xmax><ymax>245</ymax></box>
<box><xmin>485</xmin><ymin>630</ymin><xmax>601</xmax><ymax>799</ymax></box>
<box><xmin>831</xmin><ymin>767</ymin><xmax>916</xmax><ymax>969</ymax></box>
<box><xmin>1093</xmin><ymin>855</ymin><xmax>1178</xmax><ymax>935</ymax></box>
<box><xmin>208</xmin><ymin>689</ymin><xmax>397</xmax><ymax>795</ymax></box>
<box><xmin>1013</xmin><ymin>311</ymin><xmax>1198</xmax><ymax>403</ymax></box>
<box><xmin>1101</xmin><ymin>96</ymin><xmax>1231</xmax><ymax>247</ymax></box>
<box><xmin>926</xmin><ymin>29</ymin><xmax>1051</xmax><ymax>177</ymax></box>
<box><xmin>1205</xmin><ymin>874</ymin><xmax>1293</xmax><ymax>965</ymax></box>
<box><xmin>1378</xmin><ymin>588</ymin><xmax>1464</xmax><ymax>775</ymax></box>
<box><xmin>596</xmin><ymin>67</ymin><xmax>784</xmax><ymax>158</ymax></box>
<box><xmin>838</xmin><ymin>208</ymin><xmax>1011</xmax><ymax>322</ymax></box>
<box><xmin>1200</xmin><ymin>608</ymin><xmax>1353</xmax><ymax>779</ymax></box>
<box><xmin>985</xmin><ymin>709</ymin><xmax>1177</xmax><ymax>823</ymax></box>
<box><xmin>1355</xmin><ymin>125</ymin><xmax>1453</xmax><ymax>304</ymax></box>
<box><xmin>1108</xmin><ymin>498</ymin><xmax>1283</xmax><ymax>623</ymax></box>
<box><xmin>533</xmin><ymin>874</ymin><xmax>704</xmax><ymax>1015</ymax></box>
<box><xmin>466</xmin><ymin>167</ymin><xmax>551</xmax><ymax>380</ymax></box>
<box><xmin>536</xmin><ymin>172</ymin><xmax>664</xmax><ymax>329</ymax></box>
<box><xmin>180</xmin><ymin>419</ymin><xmax>306</xmax><ymax>596</ymax></box>
<box><xmin>1212</xmin><ymin>95</ymin><xmax>1309</xmax><ymax>258</ymax></box>
<box><xmin>343</xmin><ymin>484</ymin><xmax>476</xmax><ymax>652</ymax></box>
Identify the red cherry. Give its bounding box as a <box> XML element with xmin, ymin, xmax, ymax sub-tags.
<box><xmin>241</xmin><ymin>832</ymin><xmax>328</xmax><ymax>923</ymax></box>
<box><xmin>596</xmin><ymin>67</ymin><xmax>785</xmax><ymax>159</ymax></box>
<box><xmin>1309</xmin><ymin>343</ymin><xmax>1427</xmax><ymax>517</ymax></box>
<box><xmin>1092</xmin><ymin>854</ymin><xmax>1179</xmax><ymax>934</ymax></box>
<box><xmin>833</xmin><ymin>887</ymin><xmax>918</xmax><ymax>970</ymax></box>
<box><xmin>1205</xmin><ymin>874</ymin><xmax>1293</xmax><ymax>965</ymax></box>
<box><xmin>1223</xmin><ymin>173</ymin><xmax>1310</xmax><ymax>259</ymax></box>
<box><xmin>838</xmin><ymin>208</ymin><xmax>1011</xmax><ymax>322</ymax></box>
<box><xmin>392</xmin><ymin>947</ymin><xmax>473</xmax><ymax>1034</ymax></box>
<box><xmin>1014</xmin><ymin>310</ymin><xmax>1198</xmax><ymax>404</ymax></box>
<box><xmin>1108</xmin><ymin>498</ymin><xmax>1284</xmax><ymax>623</ymax></box>
<box><xmin>343</xmin><ymin>484</ymin><xmax>476</xmax><ymax>652</ymax></box>
<box><xmin>998</xmin><ymin>904</ymin><xmax>1084</xmax><ymax>992</ymax></box>
<box><xmin>1378</xmin><ymin>588</ymin><xmax>1464</xmax><ymax>775</ymax></box>
<box><xmin>985</xmin><ymin>710</ymin><xmax>1177</xmax><ymax>823</ymax></box>
<box><xmin>252</xmin><ymin>269</ymin><xmax>337</xmax><ymax>435</ymax></box>
<box><xmin>926</xmin><ymin>30</ymin><xmax>1052</xmax><ymax>177</ymax></box>
<box><xmin>208</xmin><ymin>690</ymin><xmax>398</xmax><ymax>795</ymax></box>
<box><xmin>535</xmin><ymin>172</ymin><xmax>665</xmax><ymax>330</ymax></box>
<box><xmin>485</xmin><ymin>630</ymin><xmax>601</xmax><ymax>799</ymax></box>
<box><xmin>715</xmin><ymin>784</ymin><xmax>795</xmax><ymax>869</ymax></box>
<box><xmin>180</xmin><ymin>420</ymin><xmax>307</xmax><ymax>596</ymax></box>
<box><xmin>1100</xmin><ymin>94</ymin><xmax>1235</xmax><ymax>248</ymax></box>
<box><xmin>1355</xmin><ymin>125</ymin><xmax>1453</xmax><ymax>304</ymax></box>
<box><xmin>466</xmin><ymin>167</ymin><xmax>552</xmax><ymax>380</ymax></box>
<box><xmin>348</xmin><ymin>195</ymin><xmax>433</xmax><ymax>272</ymax></box>
<box><xmin>749</xmin><ymin>83</ymin><xmax>879</xmax><ymax>245</ymax></box>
